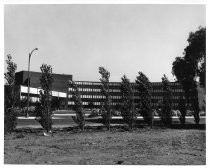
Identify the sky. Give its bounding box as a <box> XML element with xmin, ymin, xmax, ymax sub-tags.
<box><xmin>4</xmin><ymin>4</ymin><xmax>206</xmax><ymax>82</ymax></box>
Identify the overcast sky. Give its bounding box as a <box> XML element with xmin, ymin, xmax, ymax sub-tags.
<box><xmin>4</xmin><ymin>4</ymin><xmax>205</xmax><ymax>82</ymax></box>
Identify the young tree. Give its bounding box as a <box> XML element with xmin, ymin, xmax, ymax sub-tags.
<box><xmin>4</xmin><ymin>54</ymin><xmax>18</xmax><ymax>133</ymax></box>
<box><xmin>35</xmin><ymin>64</ymin><xmax>54</xmax><ymax>134</ymax></box>
<box><xmin>178</xmin><ymin>95</ymin><xmax>186</xmax><ymax>125</ymax></box>
<box><xmin>99</xmin><ymin>67</ymin><xmax>111</xmax><ymax>130</ymax></box>
<box><xmin>160</xmin><ymin>75</ymin><xmax>173</xmax><ymax>127</ymax></box>
<box><xmin>120</xmin><ymin>75</ymin><xmax>136</xmax><ymax>129</ymax></box>
<box><xmin>172</xmin><ymin>27</ymin><xmax>205</xmax><ymax>125</ymax></box>
<box><xmin>69</xmin><ymin>80</ymin><xmax>85</xmax><ymax>131</ymax></box>
<box><xmin>136</xmin><ymin>72</ymin><xmax>153</xmax><ymax>127</ymax></box>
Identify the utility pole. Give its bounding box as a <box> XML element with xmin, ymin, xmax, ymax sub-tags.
<box><xmin>26</xmin><ymin>48</ymin><xmax>38</xmax><ymax>118</ymax></box>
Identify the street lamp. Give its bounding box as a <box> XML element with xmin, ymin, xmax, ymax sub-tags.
<box><xmin>26</xmin><ymin>48</ymin><xmax>38</xmax><ymax>118</ymax></box>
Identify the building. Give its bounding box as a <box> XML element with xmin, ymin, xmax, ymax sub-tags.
<box><xmin>15</xmin><ymin>71</ymin><xmax>72</xmax><ymax>109</ymax></box>
<box><xmin>68</xmin><ymin>81</ymin><xmax>183</xmax><ymax>110</ymax></box>
<box><xmin>15</xmin><ymin>71</ymin><xmax>184</xmax><ymax>110</ymax></box>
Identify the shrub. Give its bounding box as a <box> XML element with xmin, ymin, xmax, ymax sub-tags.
<box><xmin>88</xmin><ymin>108</ymin><xmax>100</xmax><ymax>118</ymax></box>
<box><xmin>100</xmin><ymin>106</ymin><xmax>111</xmax><ymax>127</ymax></box>
<box><xmin>4</xmin><ymin>108</ymin><xmax>18</xmax><ymax>133</ymax></box>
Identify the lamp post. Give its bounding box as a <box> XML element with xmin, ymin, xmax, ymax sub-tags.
<box><xmin>26</xmin><ymin>48</ymin><xmax>38</xmax><ymax>118</ymax></box>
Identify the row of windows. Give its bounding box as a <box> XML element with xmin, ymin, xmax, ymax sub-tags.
<box><xmin>109</xmin><ymin>83</ymin><xmax>121</xmax><ymax>86</ymax></box>
<box><xmin>21</xmin><ymin>96</ymin><xmax>39</xmax><ymax>102</ymax></box>
<box><xmin>68</xmin><ymin>101</ymin><xmax>180</xmax><ymax>107</ymax></box>
<box><xmin>68</xmin><ymin>94</ymin><xmax>183</xmax><ymax>100</ymax></box>
<box><xmin>68</xmin><ymin>101</ymin><xmax>91</xmax><ymax>105</ymax></box>
<box><xmin>68</xmin><ymin>94</ymin><xmax>123</xmax><ymax>100</ymax></box>
<box><xmin>75</xmin><ymin>81</ymin><xmax>94</xmax><ymax>85</ymax></box>
<box><xmin>69</xmin><ymin>87</ymin><xmax>122</xmax><ymax>93</ymax></box>
<box><xmin>74</xmin><ymin>81</ymin><xmax>182</xmax><ymax>88</ymax></box>
<box><xmin>69</xmin><ymin>87</ymin><xmax>183</xmax><ymax>94</ymax></box>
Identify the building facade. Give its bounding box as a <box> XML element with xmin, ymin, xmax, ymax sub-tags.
<box><xmin>68</xmin><ymin>81</ymin><xmax>184</xmax><ymax>110</ymax></box>
<box><xmin>15</xmin><ymin>71</ymin><xmax>184</xmax><ymax>110</ymax></box>
<box><xmin>15</xmin><ymin>71</ymin><xmax>72</xmax><ymax>109</ymax></box>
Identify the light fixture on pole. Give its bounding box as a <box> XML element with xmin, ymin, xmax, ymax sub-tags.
<box><xmin>26</xmin><ymin>48</ymin><xmax>38</xmax><ymax>118</ymax></box>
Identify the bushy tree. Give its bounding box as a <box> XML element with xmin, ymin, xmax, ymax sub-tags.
<box><xmin>136</xmin><ymin>72</ymin><xmax>153</xmax><ymax>127</ymax></box>
<box><xmin>99</xmin><ymin>67</ymin><xmax>111</xmax><ymax>130</ymax></box>
<box><xmin>160</xmin><ymin>75</ymin><xmax>173</xmax><ymax>127</ymax></box>
<box><xmin>172</xmin><ymin>27</ymin><xmax>205</xmax><ymax>125</ymax></box>
<box><xmin>185</xmin><ymin>27</ymin><xmax>206</xmax><ymax>89</ymax></box>
<box><xmin>35</xmin><ymin>64</ymin><xmax>54</xmax><ymax>133</ymax></box>
<box><xmin>120</xmin><ymin>75</ymin><xmax>136</xmax><ymax>129</ymax></box>
<box><xmin>178</xmin><ymin>95</ymin><xmax>186</xmax><ymax>125</ymax></box>
<box><xmin>4</xmin><ymin>54</ymin><xmax>18</xmax><ymax>133</ymax></box>
<box><xmin>69</xmin><ymin>80</ymin><xmax>85</xmax><ymax>131</ymax></box>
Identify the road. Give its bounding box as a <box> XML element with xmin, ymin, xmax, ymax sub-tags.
<box><xmin>17</xmin><ymin>111</ymin><xmax>206</xmax><ymax>128</ymax></box>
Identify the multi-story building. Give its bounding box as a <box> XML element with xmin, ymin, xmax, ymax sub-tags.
<box><xmin>68</xmin><ymin>81</ymin><xmax>184</xmax><ymax>110</ymax></box>
<box><xmin>15</xmin><ymin>71</ymin><xmax>72</xmax><ymax>109</ymax></box>
<box><xmin>14</xmin><ymin>71</ymin><xmax>184</xmax><ymax>110</ymax></box>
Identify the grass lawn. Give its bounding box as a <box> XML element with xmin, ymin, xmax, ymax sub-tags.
<box><xmin>4</xmin><ymin>125</ymin><xmax>205</xmax><ymax>165</ymax></box>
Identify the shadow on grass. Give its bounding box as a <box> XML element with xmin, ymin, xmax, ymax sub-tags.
<box><xmin>12</xmin><ymin>124</ymin><xmax>205</xmax><ymax>138</ymax></box>
<box><xmin>10</xmin><ymin>117</ymin><xmax>205</xmax><ymax>136</ymax></box>
<box><xmin>170</xmin><ymin>121</ymin><xmax>205</xmax><ymax>130</ymax></box>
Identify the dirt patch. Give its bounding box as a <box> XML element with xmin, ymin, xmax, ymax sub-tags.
<box><xmin>4</xmin><ymin>126</ymin><xmax>206</xmax><ymax>165</ymax></box>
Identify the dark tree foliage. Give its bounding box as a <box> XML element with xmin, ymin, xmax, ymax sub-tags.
<box><xmin>19</xmin><ymin>97</ymin><xmax>28</xmax><ymax>109</ymax></box>
<box><xmin>99</xmin><ymin>67</ymin><xmax>111</xmax><ymax>130</ymax></box>
<box><xmin>35</xmin><ymin>64</ymin><xmax>54</xmax><ymax>133</ymax></box>
<box><xmin>120</xmin><ymin>75</ymin><xmax>136</xmax><ymax>129</ymax></box>
<box><xmin>51</xmin><ymin>97</ymin><xmax>61</xmax><ymax>110</ymax></box>
<box><xmin>4</xmin><ymin>54</ymin><xmax>18</xmax><ymax>133</ymax></box>
<box><xmin>69</xmin><ymin>80</ymin><xmax>85</xmax><ymax>131</ymax></box>
<box><xmin>172</xmin><ymin>27</ymin><xmax>205</xmax><ymax>125</ymax></box>
<box><xmin>172</xmin><ymin>57</ymin><xmax>194</xmax><ymax>106</ymax></box>
<box><xmin>178</xmin><ymin>95</ymin><xmax>186</xmax><ymax>125</ymax></box>
<box><xmin>136</xmin><ymin>72</ymin><xmax>152</xmax><ymax>126</ymax></box>
<box><xmin>4</xmin><ymin>55</ymin><xmax>18</xmax><ymax>108</ymax></box>
<box><xmin>185</xmin><ymin>27</ymin><xmax>206</xmax><ymax>88</ymax></box>
<box><xmin>190</xmin><ymin>81</ymin><xmax>200</xmax><ymax>125</ymax></box>
<box><xmin>114</xmin><ymin>104</ymin><xmax>121</xmax><ymax>111</ymax></box>
<box><xmin>160</xmin><ymin>75</ymin><xmax>173</xmax><ymax>127</ymax></box>
<box><xmin>87</xmin><ymin>101</ymin><xmax>94</xmax><ymax>109</ymax></box>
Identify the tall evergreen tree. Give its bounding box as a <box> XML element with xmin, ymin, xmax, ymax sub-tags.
<box><xmin>69</xmin><ymin>80</ymin><xmax>85</xmax><ymax>131</ymax></box>
<box><xmin>35</xmin><ymin>64</ymin><xmax>54</xmax><ymax>134</ymax></box>
<box><xmin>120</xmin><ymin>75</ymin><xmax>136</xmax><ymax>129</ymax></box>
<box><xmin>160</xmin><ymin>74</ymin><xmax>173</xmax><ymax>127</ymax></box>
<box><xmin>136</xmin><ymin>72</ymin><xmax>153</xmax><ymax>127</ymax></box>
<box><xmin>99</xmin><ymin>67</ymin><xmax>111</xmax><ymax>130</ymax></box>
<box><xmin>4</xmin><ymin>54</ymin><xmax>18</xmax><ymax>133</ymax></box>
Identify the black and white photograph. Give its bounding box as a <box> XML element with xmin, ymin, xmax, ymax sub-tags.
<box><xmin>3</xmin><ymin>1</ymin><xmax>206</xmax><ymax>165</ymax></box>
